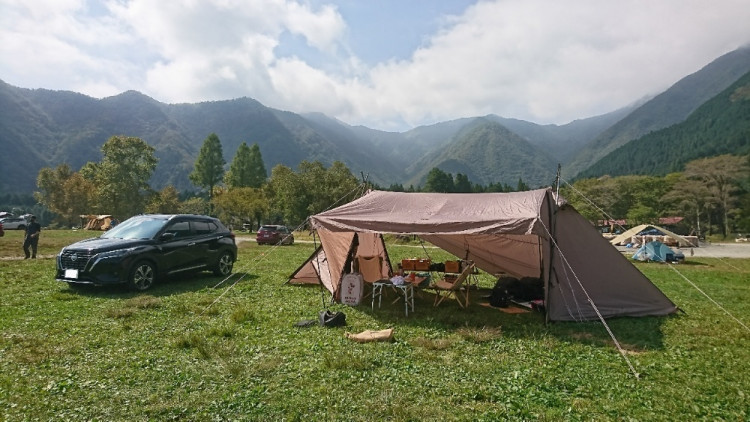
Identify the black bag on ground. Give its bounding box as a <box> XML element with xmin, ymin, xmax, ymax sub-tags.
<box><xmin>319</xmin><ymin>310</ymin><xmax>346</xmax><ymax>327</ymax></box>
<box><xmin>489</xmin><ymin>276</ymin><xmax>517</xmax><ymax>308</ymax></box>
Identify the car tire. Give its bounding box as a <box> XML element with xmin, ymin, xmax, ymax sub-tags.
<box><xmin>129</xmin><ymin>261</ymin><xmax>156</xmax><ymax>291</ymax></box>
<box><xmin>18</xmin><ymin>225</ymin><xmax>26</xmax><ymax>230</ymax></box>
<box><xmin>213</xmin><ymin>251</ymin><xmax>234</xmax><ymax>276</ymax></box>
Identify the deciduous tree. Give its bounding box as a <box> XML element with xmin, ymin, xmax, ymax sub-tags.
<box><xmin>684</xmin><ymin>154</ymin><xmax>749</xmax><ymax>237</ymax></box>
<box><xmin>146</xmin><ymin>185</ymin><xmax>181</xmax><ymax>214</ymax></box>
<box><xmin>214</xmin><ymin>187</ymin><xmax>268</xmax><ymax>229</ymax></box>
<box><xmin>35</xmin><ymin>164</ymin><xmax>95</xmax><ymax>226</ymax></box>
<box><xmin>94</xmin><ymin>136</ymin><xmax>158</xmax><ymax>219</ymax></box>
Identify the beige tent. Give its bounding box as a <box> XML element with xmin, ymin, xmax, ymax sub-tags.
<box><xmin>82</xmin><ymin>214</ymin><xmax>114</xmax><ymax>231</ymax></box>
<box><xmin>290</xmin><ymin>188</ymin><xmax>677</xmax><ymax>322</ymax></box>
<box><xmin>609</xmin><ymin>224</ymin><xmax>697</xmax><ymax>248</ymax></box>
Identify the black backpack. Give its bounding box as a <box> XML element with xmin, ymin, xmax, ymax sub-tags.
<box><xmin>318</xmin><ymin>310</ymin><xmax>346</xmax><ymax>327</ymax></box>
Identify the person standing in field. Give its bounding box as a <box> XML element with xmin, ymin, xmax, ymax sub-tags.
<box><xmin>23</xmin><ymin>215</ymin><xmax>41</xmax><ymax>259</ymax></box>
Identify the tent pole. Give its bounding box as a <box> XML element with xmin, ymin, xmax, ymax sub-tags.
<box><xmin>544</xmin><ymin>188</ymin><xmax>558</xmax><ymax>325</ymax></box>
<box><xmin>554</xmin><ymin>163</ymin><xmax>561</xmax><ymax>202</ymax></box>
<box><xmin>310</xmin><ymin>222</ymin><xmax>329</xmax><ymax>309</ymax></box>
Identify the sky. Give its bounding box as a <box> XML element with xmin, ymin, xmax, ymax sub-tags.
<box><xmin>1</xmin><ymin>0</ymin><xmax>749</xmax><ymax>132</ymax></box>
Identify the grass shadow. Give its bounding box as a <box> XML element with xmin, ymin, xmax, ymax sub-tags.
<box><xmin>353</xmin><ymin>285</ymin><xmax>669</xmax><ymax>352</ymax></box>
<box><xmin>61</xmin><ymin>271</ymin><xmax>258</xmax><ymax>299</ymax></box>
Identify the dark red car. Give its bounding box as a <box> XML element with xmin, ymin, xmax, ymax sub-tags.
<box><xmin>256</xmin><ymin>225</ymin><xmax>294</xmax><ymax>245</ymax></box>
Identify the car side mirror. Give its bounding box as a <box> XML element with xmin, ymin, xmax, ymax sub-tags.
<box><xmin>160</xmin><ymin>232</ymin><xmax>176</xmax><ymax>241</ymax></box>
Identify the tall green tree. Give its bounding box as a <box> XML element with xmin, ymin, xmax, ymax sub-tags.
<box><xmin>247</xmin><ymin>143</ymin><xmax>267</xmax><ymax>188</ymax></box>
<box><xmin>93</xmin><ymin>136</ymin><xmax>158</xmax><ymax>219</ymax></box>
<box><xmin>268</xmin><ymin>164</ymin><xmax>307</xmax><ymax>225</ymax></box>
<box><xmin>190</xmin><ymin>133</ymin><xmax>226</xmax><ymax>212</ymax></box>
<box><xmin>225</xmin><ymin>142</ymin><xmax>266</xmax><ymax>188</ymax></box>
<box><xmin>454</xmin><ymin>173</ymin><xmax>473</xmax><ymax>192</ymax></box>
<box><xmin>424</xmin><ymin>168</ymin><xmax>454</xmax><ymax>192</ymax></box>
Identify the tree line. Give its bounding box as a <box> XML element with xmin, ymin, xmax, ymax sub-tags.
<box><xmin>29</xmin><ymin>134</ymin><xmax>750</xmax><ymax>238</ymax></box>
<box><xmin>562</xmin><ymin>154</ymin><xmax>750</xmax><ymax>238</ymax></box>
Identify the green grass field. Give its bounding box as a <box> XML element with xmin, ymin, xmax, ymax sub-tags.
<box><xmin>1</xmin><ymin>230</ymin><xmax>748</xmax><ymax>420</ymax></box>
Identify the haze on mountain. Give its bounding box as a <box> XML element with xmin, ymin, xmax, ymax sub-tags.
<box><xmin>1</xmin><ymin>46</ymin><xmax>749</xmax><ymax>196</ymax></box>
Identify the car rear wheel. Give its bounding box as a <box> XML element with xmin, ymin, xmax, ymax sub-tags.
<box><xmin>213</xmin><ymin>251</ymin><xmax>234</xmax><ymax>276</ymax></box>
<box><xmin>129</xmin><ymin>261</ymin><xmax>156</xmax><ymax>291</ymax></box>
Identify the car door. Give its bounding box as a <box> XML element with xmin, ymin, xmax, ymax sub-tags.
<box><xmin>159</xmin><ymin>220</ymin><xmax>204</xmax><ymax>274</ymax></box>
<box><xmin>187</xmin><ymin>220</ymin><xmax>220</xmax><ymax>266</ymax></box>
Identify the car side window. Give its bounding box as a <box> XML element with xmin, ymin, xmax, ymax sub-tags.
<box><xmin>167</xmin><ymin>221</ymin><xmax>191</xmax><ymax>239</ymax></box>
<box><xmin>191</xmin><ymin>220</ymin><xmax>212</xmax><ymax>235</ymax></box>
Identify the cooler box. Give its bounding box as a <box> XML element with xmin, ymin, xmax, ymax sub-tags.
<box><xmin>445</xmin><ymin>260</ymin><xmax>460</xmax><ymax>273</ymax></box>
<box><xmin>415</xmin><ymin>259</ymin><xmax>431</xmax><ymax>271</ymax></box>
<box><xmin>401</xmin><ymin>259</ymin><xmax>417</xmax><ymax>271</ymax></box>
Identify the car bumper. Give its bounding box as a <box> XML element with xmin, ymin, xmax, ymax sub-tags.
<box><xmin>56</xmin><ymin>254</ymin><xmax>133</xmax><ymax>286</ymax></box>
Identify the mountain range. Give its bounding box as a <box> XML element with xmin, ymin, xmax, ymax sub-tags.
<box><xmin>1</xmin><ymin>46</ymin><xmax>749</xmax><ymax>195</ymax></box>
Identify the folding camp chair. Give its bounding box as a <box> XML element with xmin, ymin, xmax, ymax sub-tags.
<box><xmin>429</xmin><ymin>262</ymin><xmax>475</xmax><ymax>308</ymax></box>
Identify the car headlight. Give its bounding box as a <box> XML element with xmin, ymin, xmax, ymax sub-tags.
<box><xmin>95</xmin><ymin>248</ymin><xmax>137</xmax><ymax>261</ymax></box>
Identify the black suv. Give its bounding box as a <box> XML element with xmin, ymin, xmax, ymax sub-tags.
<box><xmin>56</xmin><ymin>214</ymin><xmax>237</xmax><ymax>291</ymax></box>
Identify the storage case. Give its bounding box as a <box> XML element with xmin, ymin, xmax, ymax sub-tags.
<box><xmin>445</xmin><ymin>260</ymin><xmax>460</xmax><ymax>273</ymax></box>
<box><xmin>401</xmin><ymin>259</ymin><xmax>417</xmax><ymax>271</ymax></box>
<box><xmin>415</xmin><ymin>259</ymin><xmax>431</xmax><ymax>271</ymax></box>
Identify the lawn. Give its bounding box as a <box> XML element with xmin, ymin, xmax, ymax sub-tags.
<box><xmin>1</xmin><ymin>230</ymin><xmax>748</xmax><ymax>420</ymax></box>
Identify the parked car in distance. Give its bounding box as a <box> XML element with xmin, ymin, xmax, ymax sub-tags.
<box><xmin>0</xmin><ymin>216</ymin><xmax>27</xmax><ymax>230</ymax></box>
<box><xmin>256</xmin><ymin>225</ymin><xmax>294</xmax><ymax>245</ymax></box>
<box><xmin>56</xmin><ymin>214</ymin><xmax>237</xmax><ymax>291</ymax></box>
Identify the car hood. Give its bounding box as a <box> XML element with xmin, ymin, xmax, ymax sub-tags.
<box><xmin>63</xmin><ymin>237</ymin><xmax>152</xmax><ymax>253</ymax></box>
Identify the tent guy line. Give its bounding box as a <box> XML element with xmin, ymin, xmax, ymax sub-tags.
<box><xmin>667</xmin><ymin>265</ymin><xmax>749</xmax><ymax>332</ymax></box>
<box><xmin>539</xmin><ymin>218</ymin><xmax>640</xmax><ymax>378</ymax></box>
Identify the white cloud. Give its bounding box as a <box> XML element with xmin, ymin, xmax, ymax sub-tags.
<box><xmin>1</xmin><ymin>0</ymin><xmax>749</xmax><ymax>130</ymax></box>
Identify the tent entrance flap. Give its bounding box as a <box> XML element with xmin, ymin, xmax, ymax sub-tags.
<box><xmin>288</xmin><ymin>232</ymin><xmax>391</xmax><ymax>300</ymax></box>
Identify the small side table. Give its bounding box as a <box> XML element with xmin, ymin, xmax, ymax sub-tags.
<box><xmin>372</xmin><ymin>282</ymin><xmax>415</xmax><ymax>316</ymax></box>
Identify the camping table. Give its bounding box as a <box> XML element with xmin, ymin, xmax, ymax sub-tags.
<box><xmin>372</xmin><ymin>281</ymin><xmax>415</xmax><ymax>316</ymax></box>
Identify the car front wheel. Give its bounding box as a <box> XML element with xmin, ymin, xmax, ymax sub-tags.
<box><xmin>129</xmin><ymin>261</ymin><xmax>156</xmax><ymax>291</ymax></box>
<box><xmin>213</xmin><ymin>251</ymin><xmax>234</xmax><ymax>276</ymax></box>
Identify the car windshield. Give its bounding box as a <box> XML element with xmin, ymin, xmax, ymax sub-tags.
<box><xmin>102</xmin><ymin>217</ymin><xmax>168</xmax><ymax>240</ymax></box>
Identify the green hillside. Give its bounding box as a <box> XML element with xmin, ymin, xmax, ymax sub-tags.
<box><xmin>579</xmin><ymin>70</ymin><xmax>750</xmax><ymax>178</ymax></box>
<box><xmin>566</xmin><ymin>46</ymin><xmax>750</xmax><ymax>178</ymax></box>
<box><xmin>406</xmin><ymin>119</ymin><xmax>558</xmax><ymax>188</ymax></box>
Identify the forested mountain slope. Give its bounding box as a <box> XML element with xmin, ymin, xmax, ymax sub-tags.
<box><xmin>579</xmin><ymin>70</ymin><xmax>750</xmax><ymax>178</ymax></box>
<box><xmin>405</xmin><ymin>119</ymin><xmax>558</xmax><ymax>188</ymax></box>
<box><xmin>565</xmin><ymin>46</ymin><xmax>750</xmax><ymax>178</ymax></box>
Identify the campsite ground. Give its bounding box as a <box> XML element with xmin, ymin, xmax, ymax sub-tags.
<box><xmin>1</xmin><ymin>230</ymin><xmax>748</xmax><ymax>420</ymax></box>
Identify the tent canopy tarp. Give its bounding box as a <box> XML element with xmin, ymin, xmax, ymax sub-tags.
<box><xmin>294</xmin><ymin>188</ymin><xmax>677</xmax><ymax>322</ymax></box>
<box><xmin>609</xmin><ymin>224</ymin><xmax>696</xmax><ymax>248</ymax></box>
